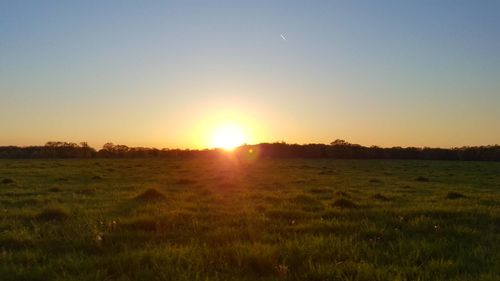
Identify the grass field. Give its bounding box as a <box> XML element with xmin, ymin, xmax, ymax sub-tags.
<box><xmin>1</xmin><ymin>158</ymin><xmax>500</xmax><ymax>281</ymax></box>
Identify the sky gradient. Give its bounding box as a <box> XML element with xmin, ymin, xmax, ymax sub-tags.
<box><xmin>1</xmin><ymin>0</ymin><xmax>499</xmax><ymax>149</ymax></box>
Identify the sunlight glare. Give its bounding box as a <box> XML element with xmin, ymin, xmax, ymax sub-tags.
<box><xmin>212</xmin><ymin>125</ymin><xmax>246</xmax><ymax>150</ymax></box>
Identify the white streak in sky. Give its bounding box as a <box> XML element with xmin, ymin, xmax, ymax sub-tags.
<box><xmin>280</xmin><ymin>33</ymin><xmax>287</xmax><ymax>41</ymax></box>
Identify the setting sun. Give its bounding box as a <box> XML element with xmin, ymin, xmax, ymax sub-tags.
<box><xmin>212</xmin><ymin>125</ymin><xmax>246</xmax><ymax>150</ymax></box>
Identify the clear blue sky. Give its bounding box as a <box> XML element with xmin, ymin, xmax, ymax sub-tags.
<box><xmin>1</xmin><ymin>0</ymin><xmax>499</xmax><ymax>148</ymax></box>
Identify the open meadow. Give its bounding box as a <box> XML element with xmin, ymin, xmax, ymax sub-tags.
<box><xmin>1</xmin><ymin>158</ymin><xmax>500</xmax><ymax>281</ymax></box>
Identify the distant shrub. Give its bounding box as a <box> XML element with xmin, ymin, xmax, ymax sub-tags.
<box><xmin>1</xmin><ymin>178</ymin><xmax>14</xmax><ymax>184</ymax></box>
<box><xmin>134</xmin><ymin>188</ymin><xmax>166</xmax><ymax>202</ymax></box>
<box><xmin>91</xmin><ymin>175</ymin><xmax>103</xmax><ymax>180</ymax></box>
<box><xmin>415</xmin><ymin>176</ymin><xmax>430</xmax><ymax>182</ymax></box>
<box><xmin>48</xmin><ymin>187</ymin><xmax>62</xmax><ymax>192</ymax></box>
<box><xmin>331</xmin><ymin>198</ymin><xmax>357</xmax><ymax>208</ymax></box>
<box><xmin>446</xmin><ymin>192</ymin><xmax>466</xmax><ymax>199</ymax></box>
<box><xmin>369</xmin><ymin>179</ymin><xmax>382</xmax><ymax>183</ymax></box>
<box><xmin>36</xmin><ymin>206</ymin><xmax>69</xmax><ymax>221</ymax></box>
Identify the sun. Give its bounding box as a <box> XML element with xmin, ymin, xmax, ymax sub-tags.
<box><xmin>212</xmin><ymin>125</ymin><xmax>246</xmax><ymax>150</ymax></box>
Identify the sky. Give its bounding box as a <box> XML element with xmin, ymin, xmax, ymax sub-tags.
<box><xmin>1</xmin><ymin>0</ymin><xmax>499</xmax><ymax>149</ymax></box>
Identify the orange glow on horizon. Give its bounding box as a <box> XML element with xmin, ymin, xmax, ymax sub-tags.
<box><xmin>183</xmin><ymin>101</ymin><xmax>268</xmax><ymax>150</ymax></box>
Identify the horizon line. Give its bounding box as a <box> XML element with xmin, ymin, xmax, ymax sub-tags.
<box><xmin>1</xmin><ymin>141</ymin><xmax>499</xmax><ymax>151</ymax></box>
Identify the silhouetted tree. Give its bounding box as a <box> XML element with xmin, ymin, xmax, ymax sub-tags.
<box><xmin>0</xmin><ymin>141</ymin><xmax>499</xmax><ymax>161</ymax></box>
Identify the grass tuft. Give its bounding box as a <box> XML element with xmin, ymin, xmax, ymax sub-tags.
<box><xmin>134</xmin><ymin>188</ymin><xmax>166</xmax><ymax>202</ymax></box>
<box><xmin>35</xmin><ymin>206</ymin><xmax>69</xmax><ymax>221</ymax></box>
<box><xmin>371</xmin><ymin>193</ymin><xmax>389</xmax><ymax>201</ymax></box>
<box><xmin>446</xmin><ymin>191</ymin><xmax>466</xmax><ymax>199</ymax></box>
<box><xmin>415</xmin><ymin>176</ymin><xmax>430</xmax><ymax>182</ymax></box>
<box><xmin>331</xmin><ymin>198</ymin><xmax>357</xmax><ymax>208</ymax></box>
<box><xmin>1</xmin><ymin>178</ymin><xmax>14</xmax><ymax>184</ymax></box>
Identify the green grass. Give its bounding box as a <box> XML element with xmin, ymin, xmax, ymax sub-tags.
<box><xmin>1</xmin><ymin>158</ymin><xmax>500</xmax><ymax>280</ymax></box>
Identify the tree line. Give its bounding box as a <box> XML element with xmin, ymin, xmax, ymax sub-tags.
<box><xmin>0</xmin><ymin>140</ymin><xmax>499</xmax><ymax>161</ymax></box>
